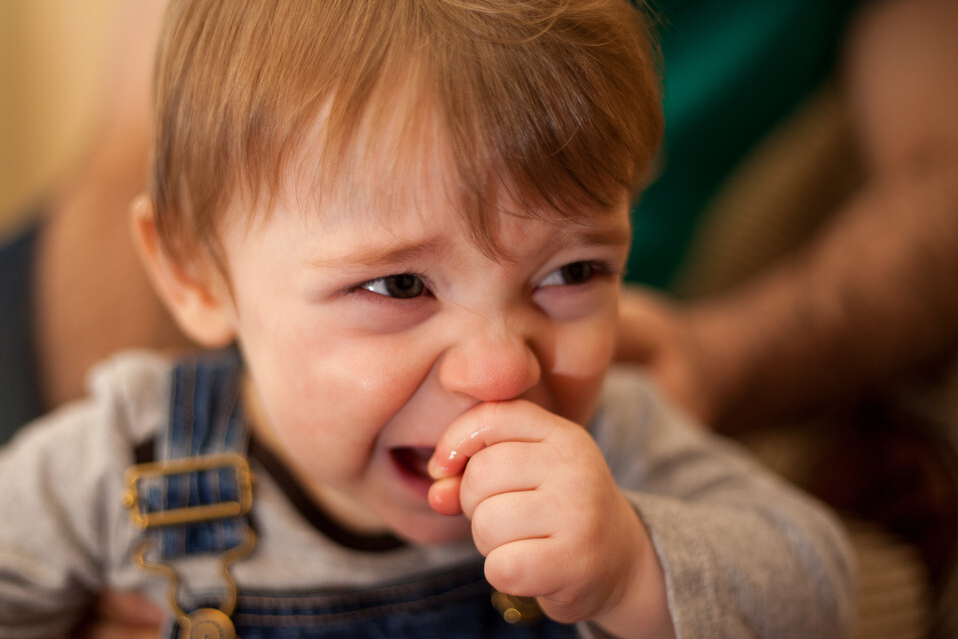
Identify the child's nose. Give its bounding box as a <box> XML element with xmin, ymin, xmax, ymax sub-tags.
<box><xmin>438</xmin><ymin>318</ymin><xmax>542</xmax><ymax>403</ymax></box>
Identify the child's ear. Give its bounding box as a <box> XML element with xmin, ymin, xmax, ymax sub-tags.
<box><xmin>130</xmin><ymin>196</ymin><xmax>236</xmax><ymax>348</ymax></box>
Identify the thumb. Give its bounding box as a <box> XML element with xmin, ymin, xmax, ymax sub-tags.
<box><xmin>428</xmin><ymin>475</ymin><xmax>464</xmax><ymax>516</ymax></box>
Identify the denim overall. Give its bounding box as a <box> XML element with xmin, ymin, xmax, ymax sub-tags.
<box><xmin>126</xmin><ymin>350</ymin><xmax>580</xmax><ymax>639</ymax></box>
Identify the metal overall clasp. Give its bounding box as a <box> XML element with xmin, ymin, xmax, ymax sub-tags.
<box><xmin>491</xmin><ymin>591</ymin><xmax>543</xmax><ymax>625</ymax></box>
<box><xmin>124</xmin><ymin>453</ymin><xmax>255</xmax><ymax>639</ymax></box>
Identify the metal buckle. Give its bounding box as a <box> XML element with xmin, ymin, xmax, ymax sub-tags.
<box><xmin>123</xmin><ymin>453</ymin><xmax>253</xmax><ymax>529</ymax></box>
<box><xmin>124</xmin><ymin>453</ymin><xmax>256</xmax><ymax>638</ymax></box>
<box><xmin>132</xmin><ymin>528</ymin><xmax>256</xmax><ymax>639</ymax></box>
<box><xmin>491</xmin><ymin>591</ymin><xmax>543</xmax><ymax>625</ymax></box>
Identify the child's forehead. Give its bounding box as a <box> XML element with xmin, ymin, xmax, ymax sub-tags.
<box><xmin>267</xmin><ymin>184</ymin><xmax>630</xmax><ymax>274</ymax></box>
<box><xmin>280</xmin><ymin>152</ymin><xmax>624</xmax><ymax>250</ymax></box>
<box><xmin>150</xmin><ymin>0</ymin><xmax>660</xmax><ymax>267</ymax></box>
<box><xmin>271</xmin><ymin>90</ymin><xmax>626</xmax><ymax>252</ymax></box>
<box><xmin>221</xmin><ymin>33</ymin><xmax>642</xmax><ymax>260</ymax></box>
<box><xmin>282</xmin><ymin>92</ymin><xmax>462</xmax><ymax>220</ymax></box>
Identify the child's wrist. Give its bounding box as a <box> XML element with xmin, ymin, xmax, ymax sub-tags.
<box><xmin>589</xmin><ymin>503</ymin><xmax>676</xmax><ymax>639</ymax></box>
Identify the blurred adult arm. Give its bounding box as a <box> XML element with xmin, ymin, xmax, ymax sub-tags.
<box><xmin>616</xmin><ymin>0</ymin><xmax>958</xmax><ymax>432</ymax></box>
<box><xmin>32</xmin><ymin>0</ymin><xmax>192</xmax><ymax>411</ymax></box>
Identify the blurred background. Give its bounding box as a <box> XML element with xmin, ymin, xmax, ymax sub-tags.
<box><xmin>0</xmin><ymin>0</ymin><xmax>122</xmax><ymax>238</ymax></box>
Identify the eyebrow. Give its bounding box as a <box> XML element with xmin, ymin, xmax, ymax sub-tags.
<box><xmin>303</xmin><ymin>218</ymin><xmax>629</xmax><ymax>270</ymax></box>
<box><xmin>566</xmin><ymin>224</ymin><xmax>632</xmax><ymax>250</ymax></box>
<box><xmin>305</xmin><ymin>238</ymin><xmax>449</xmax><ymax>270</ymax></box>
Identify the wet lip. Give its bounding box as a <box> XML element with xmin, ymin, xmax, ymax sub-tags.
<box><xmin>390</xmin><ymin>446</ymin><xmax>436</xmax><ymax>483</ymax></box>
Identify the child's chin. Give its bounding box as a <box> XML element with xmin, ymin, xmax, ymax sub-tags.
<box><xmin>391</xmin><ymin>512</ymin><xmax>472</xmax><ymax>546</ymax></box>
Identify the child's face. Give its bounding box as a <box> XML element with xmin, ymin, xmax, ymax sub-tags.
<box><xmin>214</xmin><ymin>161</ymin><xmax>631</xmax><ymax>545</ymax></box>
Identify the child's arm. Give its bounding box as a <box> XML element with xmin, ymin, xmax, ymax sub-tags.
<box><xmin>602</xmin><ymin>376</ymin><xmax>858</xmax><ymax>638</ymax></box>
<box><xmin>0</xmin><ymin>353</ymin><xmax>169</xmax><ymax>637</ymax></box>
<box><xmin>0</xmin><ymin>404</ymin><xmax>110</xmax><ymax>635</ymax></box>
<box><xmin>428</xmin><ymin>372</ymin><xmax>856</xmax><ymax>638</ymax></box>
<box><xmin>429</xmin><ymin>400</ymin><xmax>675</xmax><ymax>638</ymax></box>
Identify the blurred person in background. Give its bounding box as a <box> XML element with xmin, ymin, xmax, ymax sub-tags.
<box><xmin>617</xmin><ymin>0</ymin><xmax>958</xmax><ymax>635</ymax></box>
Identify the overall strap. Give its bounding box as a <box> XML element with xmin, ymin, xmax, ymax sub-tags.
<box><xmin>163</xmin><ymin>348</ymin><xmax>248</xmax><ymax>462</ymax></box>
<box><xmin>126</xmin><ymin>348</ymin><xmax>253</xmax><ymax>560</ymax></box>
<box><xmin>125</xmin><ymin>349</ymin><xmax>256</xmax><ymax>638</ymax></box>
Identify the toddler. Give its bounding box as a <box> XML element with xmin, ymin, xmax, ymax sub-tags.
<box><xmin>0</xmin><ymin>0</ymin><xmax>855</xmax><ymax>637</ymax></box>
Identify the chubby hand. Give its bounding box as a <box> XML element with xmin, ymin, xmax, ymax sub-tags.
<box><xmin>75</xmin><ymin>589</ymin><xmax>163</xmax><ymax>639</ymax></box>
<box><xmin>427</xmin><ymin>400</ymin><xmax>673</xmax><ymax>636</ymax></box>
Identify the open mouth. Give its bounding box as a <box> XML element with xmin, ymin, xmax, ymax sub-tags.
<box><xmin>390</xmin><ymin>446</ymin><xmax>436</xmax><ymax>481</ymax></box>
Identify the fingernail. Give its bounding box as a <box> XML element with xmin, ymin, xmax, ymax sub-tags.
<box><xmin>428</xmin><ymin>450</ymin><xmax>459</xmax><ymax>480</ymax></box>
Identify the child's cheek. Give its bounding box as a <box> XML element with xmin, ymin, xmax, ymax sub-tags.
<box><xmin>549</xmin><ymin>321</ymin><xmax>616</xmax><ymax>420</ymax></box>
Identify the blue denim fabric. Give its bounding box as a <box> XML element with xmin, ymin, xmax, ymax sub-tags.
<box><xmin>133</xmin><ymin>349</ymin><xmax>249</xmax><ymax>560</ymax></box>
<box><xmin>227</xmin><ymin>562</ymin><xmax>577</xmax><ymax>639</ymax></box>
<box><xmin>154</xmin><ymin>352</ymin><xmax>578</xmax><ymax>638</ymax></box>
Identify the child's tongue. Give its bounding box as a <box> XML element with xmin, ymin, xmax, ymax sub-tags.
<box><xmin>391</xmin><ymin>447</ymin><xmax>436</xmax><ymax>479</ymax></box>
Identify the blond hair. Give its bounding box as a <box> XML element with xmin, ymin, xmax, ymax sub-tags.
<box><xmin>151</xmin><ymin>0</ymin><xmax>663</xmax><ymax>263</ymax></box>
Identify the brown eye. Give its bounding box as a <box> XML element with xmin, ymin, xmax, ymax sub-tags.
<box><xmin>559</xmin><ymin>262</ymin><xmax>594</xmax><ymax>285</ymax></box>
<box><xmin>541</xmin><ymin>261</ymin><xmax>599</xmax><ymax>287</ymax></box>
<box><xmin>362</xmin><ymin>274</ymin><xmax>426</xmax><ymax>298</ymax></box>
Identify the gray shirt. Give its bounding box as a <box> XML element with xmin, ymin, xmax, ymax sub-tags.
<box><xmin>0</xmin><ymin>351</ymin><xmax>856</xmax><ymax>638</ymax></box>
